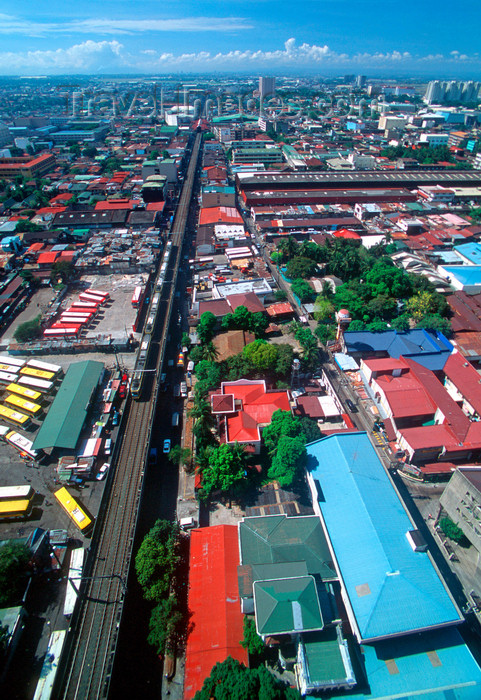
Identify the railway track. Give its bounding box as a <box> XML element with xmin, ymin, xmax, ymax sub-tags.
<box><xmin>56</xmin><ymin>132</ymin><xmax>201</xmax><ymax>699</ymax></box>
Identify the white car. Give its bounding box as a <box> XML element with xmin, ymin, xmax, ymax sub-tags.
<box><xmin>96</xmin><ymin>463</ymin><xmax>110</xmax><ymax>481</ymax></box>
<box><xmin>163</xmin><ymin>439</ymin><xmax>171</xmax><ymax>454</ymax></box>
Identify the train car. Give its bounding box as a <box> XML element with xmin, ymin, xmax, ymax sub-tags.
<box><xmin>5</xmin><ymin>430</ymin><xmax>39</xmax><ymax>460</ymax></box>
<box><xmin>20</xmin><ymin>366</ymin><xmax>56</xmax><ymax>381</ymax></box>
<box><xmin>130</xmin><ymin>334</ymin><xmax>151</xmax><ymax>400</ymax></box>
<box><xmin>63</xmin><ymin>547</ymin><xmax>85</xmax><ymax>618</ymax></box>
<box><xmin>0</xmin><ymin>485</ymin><xmax>34</xmax><ymax>520</ymax></box>
<box><xmin>54</xmin><ymin>487</ymin><xmax>94</xmax><ymax>534</ymax></box>
<box><xmin>5</xmin><ymin>393</ymin><xmax>42</xmax><ymax>417</ymax></box>
<box><xmin>0</xmin><ymin>404</ymin><xmax>30</xmax><ymax>428</ymax></box>
<box><xmin>17</xmin><ymin>375</ymin><xmax>54</xmax><ymax>393</ymax></box>
<box><xmin>6</xmin><ymin>382</ymin><xmax>42</xmax><ymax>402</ymax></box>
<box><xmin>144</xmin><ymin>314</ymin><xmax>155</xmax><ymax>334</ymax></box>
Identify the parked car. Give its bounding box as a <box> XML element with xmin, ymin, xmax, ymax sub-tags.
<box><xmin>163</xmin><ymin>439</ymin><xmax>171</xmax><ymax>454</ymax></box>
<box><xmin>180</xmin><ymin>381</ymin><xmax>188</xmax><ymax>398</ymax></box>
<box><xmin>345</xmin><ymin>399</ymin><xmax>357</xmax><ymax>412</ymax></box>
<box><xmin>149</xmin><ymin>448</ymin><xmax>158</xmax><ymax>465</ymax></box>
<box><xmin>96</xmin><ymin>463</ymin><xmax>110</xmax><ymax>481</ymax></box>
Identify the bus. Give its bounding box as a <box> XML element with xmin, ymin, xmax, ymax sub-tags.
<box><xmin>20</xmin><ymin>366</ymin><xmax>56</xmax><ymax>381</ymax></box>
<box><xmin>5</xmin><ymin>430</ymin><xmax>39</xmax><ymax>459</ymax></box>
<box><xmin>63</xmin><ymin>547</ymin><xmax>85</xmax><ymax>618</ymax></box>
<box><xmin>26</xmin><ymin>359</ymin><xmax>62</xmax><ymax>376</ymax></box>
<box><xmin>0</xmin><ymin>355</ymin><xmax>25</xmax><ymax>369</ymax></box>
<box><xmin>0</xmin><ymin>362</ymin><xmax>22</xmax><ymax>374</ymax></box>
<box><xmin>5</xmin><ymin>394</ymin><xmax>42</xmax><ymax>417</ymax></box>
<box><xmin>18</xmin><ymin>375</ymin><xmax>54</xmax><ymax>393</ymax></box>
<box><xmin>0</xmin><ymin>404</ymin><xmax>30</xmax><ymax>427</ymax></box>
<box><xmin>68</xmin><ymin>305</ymin><xmax>98</xmax><ymax>314</ymax></box>
<box><xmin>131</xmin><ymin>286</ymin><xmax>143</xmax><ymax>308</ymax></box>
<box><xmin>33</xmin><ymin>630</ymin><xmax>67</xmax><ymax>700</ymax></box>
<box><xmin>85</xmin><ymin>288</ymin><xmax>109</xmax><ymax>301</ymax></box>
<box><xmin>79</xmin><ymin>292</ymin><xmax>106</xmax><ymax>305</ymax></box>
<box><xmin>59</xmin><ymin>315</ymin><xmax>90</xmax><ymax>325</ymax></box>
<box><xmin>6</xmin><ymin>382</ymin><xmax>42</xmax><ymax>402</ymax></box>
<box><xmin>0</xmin><ymin>370</ymin><xmax>18</xmax><ymax>386</ymax></box>
<box><xmin>54</xmin><ymin>487</ymin><xmax>94</xmax><ymax>534</ymax></box>
<box><xmin>0</xmin><ymin>485</ymin><xmax>35</xmax><ymax>520</ymax></box>
<box><xmin>43</xmin><ymin>327</ymin><xmax>81</xmax><ymax>339</ymax></box>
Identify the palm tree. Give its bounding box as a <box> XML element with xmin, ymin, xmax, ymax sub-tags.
<box><xmin>202</xmin><ymin>341</ymin><xmax>218</xmax><ymax>362</ymax></box>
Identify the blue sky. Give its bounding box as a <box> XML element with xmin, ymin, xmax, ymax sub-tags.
<box><xmin>0</xmin><ymin>0</ymin><xmax>480</xmax><ymax>76</ymax></box>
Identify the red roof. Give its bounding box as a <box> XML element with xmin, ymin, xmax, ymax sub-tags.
<box><xmin>36</xmin><ymin>206</ymin><xmax>66</xmax><ymax>215</ymax></box>
<box><xmin>37</xmin><ymin>252</ymin><xmax>59</xmax><ymax>265</ymax></box>
<box><xmin>183</xmin><ymin>526</ymin><xmax>247</xmax><ymax>699</ymax></box>
<box><xmin>146</xmin><ymin>201</ymin><xmax>166</xmax><ymax>212</ymax></box>
<box><xmin>222</xmin><ymin>380</ymin><xmax>290</xmax><ymax>445</ymax></box>
<box><xmin>94</xmin><ymin>199</ymin><xmax>136</xmax><ymax>211</ymax></box>
<box><xmin>199</xmin><ymin>206</ymin><xmax>242</xmax><ymax>227</ymax></box>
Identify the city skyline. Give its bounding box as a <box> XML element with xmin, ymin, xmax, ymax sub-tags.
<box><xmin>0</xmin><ymin>0</ymin><xmax>480</xmax><ymax>76</ymax></box>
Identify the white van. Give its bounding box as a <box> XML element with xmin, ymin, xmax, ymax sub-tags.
<box><xmin>179</xmin><ymin>516</ymin><xmax>197</xmax><ymax>530</ymax></box>
<box><xmin>172</xmin><ymin>412</ymin><xmax>180</xmax><ymax>427</ymax></box>
<box><xmin>104</xmin><ymin>438</ymin><xmax>112</xmax><ymax>455</ymax></box>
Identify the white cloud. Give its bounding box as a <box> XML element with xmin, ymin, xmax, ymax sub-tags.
<box><xmin>0</xmin><ymin>37</ymin><xmax>480</xmax><ymax>74</ymax></box>
<box><xmin>0</xmin><ymin>15</ymin><xmax>252</xmax><ymax>36</ymax></box>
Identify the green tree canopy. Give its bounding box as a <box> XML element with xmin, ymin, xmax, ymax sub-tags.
<box><xmin>147</xmin><ymin>595</ymin><xmax>183</xmax><ymax>655</ymax></box>
<box><xmin>268</xmin><ymin>435</ymin><xmax>308</xmax><ymax>487</ymax></box>
<box><xmin>313</xmin><ymin>295</ymin><xmax>336</xmax><ymax>322</ymax></box>
<box><xmin>193</xmin><ymin>656</ymin><xmax>300</xmax><ymax>700</ymax></box>
<box><xmin>240</xmin><ymin>617</ymin><xmax>265</xmax><ymax>657</ymax></box>
<box><xmin>243</xmin><ymin>340</ymin><xmax>278</xmax><ymax>372</ymax></box>
<box><xmin>135</xmin><ymin>520</ymin><xmax>179</xmax><ymax>603</ymax></box>
<box><xmin>200</xmin><ymin>443</ymin><xmax>247</xmax><ymax>500</ymax></box>
<box><xmin>285</xmin><ymin>256</ymin><xmax>318</xmax><ymax>280</ymax></box>
<box><xmin>291</xmin><ymin>278</ymin><xmax>315</xmax><ymax>303</ymax></box>
<box><xmin>0</xmin><ymin>541</ymin><xmax>31</xmax><ymax>606</ymax></box>
<box><xmin>197</xmin><ymin>311</ymin><xmax>217</xmax><ymax>343</ymax></box>
<box><xmin>13</xmin><ymin>315</ymin><xmax>42</xmax><ymax>343</ymax></box>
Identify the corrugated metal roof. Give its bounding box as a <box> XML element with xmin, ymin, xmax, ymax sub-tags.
<box><xmin>307</xmin><ymin>432</ymin><xmax>462</xmax><ymax>641</ymax></box>
<box><xmin>33</xmin><ymin>361</ymin><xmax>104</xmax><ymax>451</ymax></box>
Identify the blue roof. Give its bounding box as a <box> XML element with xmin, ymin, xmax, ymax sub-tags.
<box><xmin>343</xmin><ymin>627</ymin><xmax>481</xmax><ymax>700</ymax></box>
<box><xmin>441</xmin><ymin>265</ymin><xmax>481</xmax><ymax>286</ymax></box>
<box><xmin>343</xmin><ymin>329</ymin><xmax>452</xmax><ymax>371</ymax></box>
<box><xmin>455</xmin><ymin>242</ymin><xmax>481</xmax><ymax>265</ymax></box>
<box><xmin>307</xmin><ymin>433</ymin><xmax>462</xmax><ymax>641</ymax></box>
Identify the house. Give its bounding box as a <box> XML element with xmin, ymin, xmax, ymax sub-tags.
<box><xmin>211</xmin><ymin>379</ymin><xmax>290</xmax><ymax>454</ymax></box>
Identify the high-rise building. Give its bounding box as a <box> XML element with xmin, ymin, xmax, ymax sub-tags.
<box><xmin>259</xmin><ymin>76</ymin><xmax>276</xmax><ymax>100</ymax></box>
<box><xmin>355</xmin><ymin>75</ymin><xmax>367</xmax><ymax>88</ymax></box>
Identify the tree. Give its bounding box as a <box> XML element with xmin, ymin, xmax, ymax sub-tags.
<box><xmin>347</xmin><ymin>319</ymin><xmax>366</xmax><ymax>331</ymax></box>
<box><xmin>276</xmin><ymin>236</ymin><xmax>299</xmax><ymax>263</ymax></box>
<box><xmin>262</xmin><ymin>410</ymin><xmax>304</xmax><ymax>456</ymax></box>
<box><xmin>243</xmin><ymin>340</ymin><xmax>278</xmax><ymax>372</ymax></box>
<box><xmin>199</xmin><ymin>443</ymin><xmax>247</xmax><ymax>501</ymax></box>
<box><xmin>275</xmin><ymin>343</ymin><xmax>294</xmax><ymax>377</ymax></box>
<box><xmin>366</xmin><ymin>320</ymin><xmax>389</xmax><ymax>332</ymax></box>
<box><xmin>299</xmin><ymin>416</ymin><xmax>322</xmax><ymax>444</ymax></box>
<box><xmin>439</xmin><ymin>517</ymin><xmax>468</xmax><ymax>545</ymax></box>
<box><xmin>313</xmin><ymin>295</ymin><xmax>335</xmax><ymax>322</ymax></box>
<box><xmin>82</xmin><ymin>146</ymin><xmax>98</xmax><ymax>158</ymax></box>
<box><xmin>193</xmin><ymin>656</ymin><xmax>300</xmax><ymax>700</ymax></box>
<box><xmin>197</xmin><ymin>311</ymin><xmax>217</xmax><ymax>343</ymax></box>
<box><xmin>201</xmin><ymin>341</ymin><xmax>219</xmax><ymax>363</ymax></box>
<box><xmin>135</xmin><ymin>520</ymin><xmax>179</xmax><ymax>603</ymax></box>
<box><xmin>268</xmin><ymin>435</ymin><xmax>307</xmax><ymax>487</ymax></box>
<box><xmin>13</xmin><ymin>315</ymin><xmax>42</xmax><ymax>343</ymax></box>
<box><xmin>274</xmin><ymin>290</ymin><xmax>287</xmax><ymax>302</ymax></box>
<box><xmin>15</xmin><ymin>220</ymin><xmax>42</xmax><ymax>233</ymax></box>
<box><xmin>365</xmin><ymin>295</ymin><xmax>398</xmax><ymax>322</ymax></box>
<box><xmin>0</xmin><ymin>541</ymin><xmax>31</xmax><ymax>606</ymax></box>
<box><xmin>195</xmin><ymin>360</ymin><xmax>222</xmax><ymax>391</ymax></box>
<box><xmin>168</xmin><ymin>445</ymin><xmax>192</xmax><ymax>468</ymax></box>
<box><xmin>285</xmin><ymin>256</ymin><xmax>318</xmax><ymax>280</ymax></box>
<box><xmin>390</xmin><ymin>315</ymin><xmax>410</xmax><ymax>331</ymax></box>
<box><xmin>295</xmin><ymin>327</ymin><xmax>319</xmax><ymax>367</ymax></box>
<box><xmin>291</xmin><ymin>278</ymin><xmax>315</xmax><ymax>303</ymax></box>
<box><xmin>406</xmin><ymin>290</ymin><xmax>450</xmax><ymax>322</ymax></box>
<box><xmin>50</xmin><ymin>260</ymin><xmax>75</xmax><ymax>286</ymax></box>
<box><xmin>147</xmin><ymin>596</ymin><xmax>183</xmax><ymax>655</ymax></box>
<box><xmin>314</xmin><ymin>323</ymin><xmax>336</xmax><ymax>345</ymax></box>
<box><xmin>364</xmin><ymin>259</ymin><xmax>412</xmax><ymax>299</ymax></box>
<box><xmin>416</xmin><ymin>313</ymin><xmax>452</xmax><ymax>337</ymax></box>
<box><xmin>240</xmin><ymin>617</ymin><xmax>265</xmax><ymax>657</ymax></box>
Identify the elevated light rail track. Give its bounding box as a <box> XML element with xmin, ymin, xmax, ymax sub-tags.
<box><xmin>56</xmin><ymin>132</ymin><xmax>201</xmax><ymax>700</ymax></box>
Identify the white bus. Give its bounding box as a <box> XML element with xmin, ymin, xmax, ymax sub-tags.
<box><xmin>17</xmin><ymin>375</ymin><xmax>54</xmax><ymax>393</ymax></box>
<box><xmin>0</xmin><ymin>355</ymin><xmax>25</xmax><ymax>369</ymax></box>
<box><xmin>26</xmin><ymin>359</ymin><xmax>62</xmax><ymax>376</ymax></box>
<box><xmin>5</xmin><ymin>430</ymin><xmax>39</xmax><ymax>460</ymax></box>
<box><xmin>63</xmin><ymin>547</ymin><xmax>85</xmax><ymax>618</ymax></box>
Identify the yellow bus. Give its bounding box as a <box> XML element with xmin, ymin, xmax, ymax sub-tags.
<box><xmin>20</xmin><ymin>366</ymin><xmax>56</xmax><ymax>381</ymax></box>
<box><xmin>6</xmin><ymin>382</ymin><xmax>42</xmax><ymax>402</ymax></box>
<box><xmin>54</xmin><ymin>487</ymin><xmax>94</xmax><ymax>534</ymax></box>
<box><xmin>0</xmin><ymin>404</ymin><xmax>30</xmax><ymax>427</ymax></box>
<box><xmin>5</xmin><ymin>430</ymin><xmax>39</xmax><ymax>460</ymax></box>
<box><xmin>5</xmin><ymin>393</ymin><xmax>42</xmax><ymax>417</ymax></box>
<box><xmin>0</xmin><ymin>485</ymin><xmax>35</xmax><ymax>520</ymax></box>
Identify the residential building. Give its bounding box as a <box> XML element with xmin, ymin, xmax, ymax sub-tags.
<box><xmin>440</xmin><ymin>467</ymin><xmax>481</xmax><ymax>552</ymax></box>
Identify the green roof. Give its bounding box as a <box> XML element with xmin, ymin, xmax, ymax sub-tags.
<box><xmin>254</xmin><ymin>575</ymin><xmax>323</xmax><ymax>636</ymax></box>
<box><xmin>239</xmin><ymin>515</ymin><xmax>336</xmax><ymax>580</ymax></box>
<box><xmin>33</xmin><ymin>361</ymin><xmax>104</xmax><ymax>451</ymax></box>
<box><xmin>298</xmin><ymin>628</ymin><xmax>355</xmax><ymax>688</ymax></box>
